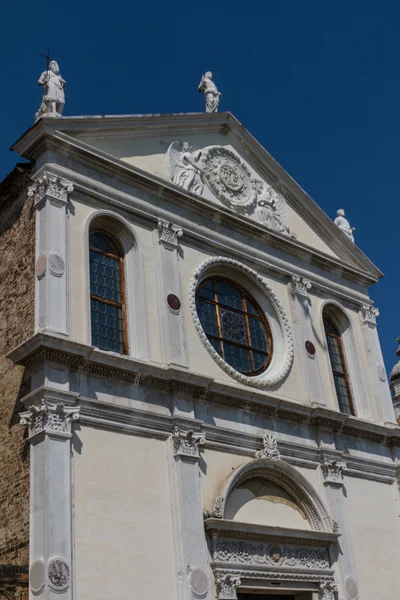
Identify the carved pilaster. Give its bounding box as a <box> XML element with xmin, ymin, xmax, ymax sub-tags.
<box><xmin>320</xmin><ymin>458</ymin><xmax>346</xmax><ymax>485</ymax></box>
<box><xmin>172</xmin><ymin>426</ymin><xmax>205</xmax><ymax>459</ymax></box>
<box><xmin>318</xmin><ymin>581</ymin><xmax>338</xmax><ymax>600</ymax></box>
<box><xmin>157</xmin><ymin>219</ymin><xmax>183</xmax><ymax>248</ymax></box>
<box><xmin>254</xmin><ymin>432</ymin><xmax>281</xmax><ymax>460</ymax></box>
<box><xmin>28</xmin><ymin>171</ymin><xmax>74</xmax><ymax>210</ymax></box>
<box><xmin>361</xmin><ymin>304</ymin><xmax>379</xmax><ymax>327</ymax></box>
<box><xmin>20</xmin><ymin>400</ymin><xmax>79</xmax><ymax>439</ymax></box>
<box><xmin>291</xmin><ymin>275</ymin><xmax>312</xmax><ymax>301</ymax></box>
<box><xmin>216</xmin><ymin>575</ymin><xmax>241</xmax><ymax>600</ymax></box>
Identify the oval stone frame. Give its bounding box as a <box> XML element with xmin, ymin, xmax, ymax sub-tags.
<box><xmin>189</xmin><ymin>257</ymin><xmax>294</xmax><ymax>388</ymax></box>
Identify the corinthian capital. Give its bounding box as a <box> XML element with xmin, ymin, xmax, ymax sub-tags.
<box><xmin>172</xmin><ymin>426</ymin><xmax>205</xmax><ymax>459</ymax></box>
<box><xmin>28</xmin><ymin>172</ymin><xmax>74</xmax><ymax>209</ymax></box>
<box><xmin>320</xmin><ymin>458</ymin><xmax>346</xmax><ymax>484</ymax></box>
<box><xmin>361</xmin><ymin>304</ymin><xmax>379</xmax><ymax>327</ymax></box>
<box><xmin>291</xmin><ymin>274</ymin><xmax>312</xmax><ymax>301</ymax></box>
<box><xmin>20</xmin><ymin>400</ymin><xmax>79</xmax><ymax>439</ymax></box>
<box><xmin>157</xmin><ymin>219</ymin><xmax>183</xmax><ymax>247</ymax></box>
<box><xmin>318</xmin><ymin>580</ymin><xmax>338</xmax><ymax>599</ymax></box>
<box><xmin>216</xmin><ymin>575</ymin><xmax>241</xmax><ymax>600</ymax></box>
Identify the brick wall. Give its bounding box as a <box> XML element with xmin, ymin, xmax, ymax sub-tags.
<box><xmin>0</xmin><ymin>165</ymin><xmax>34</xmax><ymax>577</ymax></box>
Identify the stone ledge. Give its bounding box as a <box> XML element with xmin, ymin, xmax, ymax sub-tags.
<box><xmin>8</xmin><ymin>332</ymin><xmax>400</xmax><ymax>447</ymax></box>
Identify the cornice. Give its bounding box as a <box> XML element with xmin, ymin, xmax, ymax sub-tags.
<box><xmin>8</xmin><ymin>333</ymin><xmax>400</xmax><ymax>449</ymax></box>
<box><xmin>10</xmin><ymin>117</ymin><xmax>381</xmax><ymax>286</ymax></box>
<box><xmin>204</xmin><ymin>519</ymin><xmax>339</xmax><ymax>546</ymax></box>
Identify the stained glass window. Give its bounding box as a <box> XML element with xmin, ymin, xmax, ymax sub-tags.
<box><xmin>196</xmin><ymin>278</ymin><xmax>272</xmax><ymax>375</ymax></box>
<box><xmin>89</xmin><ymin>231</ymin><xmax>128</xmax><ymax>354</ymax></box>
<box><xmin>323</xmin><ymin>316</ymin><xmax>354</xmax><ymax>415</ymax></box>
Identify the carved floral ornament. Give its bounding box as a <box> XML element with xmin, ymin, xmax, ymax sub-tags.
<box><xmin>157</xmin><ymin>219</ymin><xmax>183</xmax><ymax>247</ymax></box>
<box><xmin>189</xmin><ymin>257</ymin><xmax>294</xmax><ymax>389</ymax></box>
<box><xmin>361</xmin><ymin>303</ymin><xmax>379</xmax><ymax>327</ymax></box>
<box><xmin>28</xmin><ymin>171</ymin><xmax>74</xmax><ymax>208</ymax></box>
<box><xmin>254</xmin><ymin>432</ymin><xmax>281</xmax><ymax>460</ymax></box>
<box><xmin>320</xmin><ymin>458</ymin><xmax>346</xmax><ymax>484</ymax></box>
<box><xmin>167</xmin><ymin>143</ymin><xmax>290</xmax><ymax>235</ymax></box>
<box><xmin>291</xmin><ymin>275</ymin><xmax>312</xmax><ymax>301</ymax></box>
<box><xmin>20</xmin><ymin>400</ymin><xmax>79</xmax><ymax>438</ymax></box>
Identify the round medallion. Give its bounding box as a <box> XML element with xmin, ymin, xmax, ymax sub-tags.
<box><xmin>203</xmin><ymin>147</ymin><xmax>256</xmax><ymax>209</ymax></box>
<box><xmin>48</xmin><ymin>557</ymin><xmax>70</xmax><ymax>591</ymax></box>
<box><xmin>189</xmin><ymin>567</ymin><xmax>209</xmax><ymax>598</ymax></box>
<box><xmin>345</xmin><ymin>576</ymin><xmax>359</xmax><ymax>600</ymax></box>
<box><xmin>35</xmin><ymin>255</ymin><xmax>47</xmax><ymax>280</ymax></box>
<box><xmin>268</xmin><ymin>545</ymin><xmax>282</xmax><ymax>564</ymax></box>
<box><xmin>305</xmin><ymin>340</ymin><xmax>316</xmax><ymax>356</ymax></box>
<box><xmin>48</xmin><ymin>253</ymin><xmax>65</xmax><ymax>277</ymax></box>
<box><xmin>167</xmin><ymin>293</ymin><xmax>181</xmax><ymax>311</ymax></box>
<box><xmin>30</xmin><ymin>558</ymin><xmax>45</xmax><ymax>595</ymax></box>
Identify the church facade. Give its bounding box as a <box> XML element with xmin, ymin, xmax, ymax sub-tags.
<box><xmin>1</xmin><ymin>111</ymin><xmax>399</xmax><ymax>600</ymax></box>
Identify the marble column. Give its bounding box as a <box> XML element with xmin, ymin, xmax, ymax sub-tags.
<box><xmin>156</xmin><ymin>220</ymin><xmax>188</xmax><ymax>367</ymax></box>
<box><xmin>290</xmin><ymin>275</ymin><xmax>325</xmax><ymax>406</ymax></box>
<box><xmin>168</xmin><ymin>426</ymin><xmax>213</xmax><ymax>600</ymax></box>
<box><xmin>361</xmin><ymin>304</ymin><xmax>396</xmax><ymax>423</ymax></box>
<box><xmin>20</xmin><ymin>388</ymin><xmax>80</xmax><ymax>600</ymax></box>
<box><xmin>320</xmin><ymin>458</ymin><xmax>357</xmax><ymax>600</ymax></box>
<box><xmin>28</xmin><ymin>172</ymin><xmax>73</xmax><ymax>336</ymax></box>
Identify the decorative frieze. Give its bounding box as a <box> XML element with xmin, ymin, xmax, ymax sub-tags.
<box><xmin>361</xmin><ymin>304</ymin><xmax>379</xmax><ymax>327</ymax></box>
<box><xmin>213</xmin><ymin>540</ymin><xmax>330</xmax><ymax>570</ymax></box>
<box><xmin>216</xmin><ymin>574</ymin><xmax>241</xmax><ymax>600</ymax></box>
<box><xmin>291</xmin><ymin>275</ymin><xmax>312</xmax><ymax>301</ymax></box>
<box><xmin>28</xmin><ymin>171</ymin><xmax>74</xmax><ymax>209</ymax></box>
<box><xmin>320</xmin><ymin>458</ymin><xmax>346</xmax><ymax>485</ymax></box>
<box><xmin>254</xmin><ymin>432</ymin><xmax>281</xmax><ymax>460</ymax></box>
<box><xmin>20</xmin><ymin>400</ymin><xmax>79</xmax><ymax>439</ymax></box>
<box><xmin>157</xmin><ymin>219</ymin><xmax>183</xmax><ymax>247</ymax></box>
<box><xmin>172</xmin><ymin>426</ymin><xmax>205</xmax><ymax>459</ymax></box>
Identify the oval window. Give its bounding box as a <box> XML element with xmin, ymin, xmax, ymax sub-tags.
<box><xmin>195</xmin><ymin>278</ymin><xmax>273</xmax><ymax>375</ymax></box>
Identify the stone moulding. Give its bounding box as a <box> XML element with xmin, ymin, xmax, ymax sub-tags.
<box><xmin>189</xmin><ymin>257</ymin><xmax>294</xmax><ymax>388</ymax></box>
<box><xmin>8</xmin><ymin>333</ymin><xmax>400</xmax><ymax>448</ymax></box>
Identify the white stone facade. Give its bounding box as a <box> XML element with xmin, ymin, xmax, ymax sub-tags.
<box><xmin>9</xmin><ymin>112</ymin><xmax>400</xmax><ymax>600</ymax></box>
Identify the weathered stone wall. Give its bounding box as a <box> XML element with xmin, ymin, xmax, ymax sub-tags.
<box><xmin>0</xmin><ymin>170</ymin><xmax>34</xmax><ymax>572</ymax></box>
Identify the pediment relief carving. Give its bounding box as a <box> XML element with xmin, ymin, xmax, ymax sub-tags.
<box><xmin>167</xmin><ymin>142</ymin><xmax>290</xmax><ymax>236</ymax></box>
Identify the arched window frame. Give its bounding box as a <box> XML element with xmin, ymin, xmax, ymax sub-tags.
<box><xmin>84</xmin><ymin>211</ymin><xmax>149</xmax><ymax>361</ymax></box>
<box><xmin>89</xmin><ymin>230</ymin><xmax>129</xmax><ymax>355</ymax></box>
<box><xmin>323</xmin><ymin>313</ymin><xmax>355</xmax><ymax>416</ymax></box>
<box><xmin>320</xmin><ymin>302</ymin><xmax>370</xmax><ymax>419</ymax></box>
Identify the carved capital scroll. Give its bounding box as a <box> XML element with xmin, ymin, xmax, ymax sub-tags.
<box><xmin>291</xmin><ymin>275</ymin><xmax>312</xmax><ymax>301</ymax></box>
<box><xmin>172</xmin><ymin>426</ymin><xmax>205</xmax><ymax>459</ymax></box>
<box><xmin>28</xmin><ymin>172</ymin><xmax>74</xmax><ymax>209</ymax></box>
<box><xmin>216</xmin><ymin>575</ymin><xmax>241</xmax><ymax>600</ymax></box>
<box><xmin>20</xmin><ymin>400</ymin><xmax>79</xmax><ymax>439</ymax></box>
<box><xmin>320</xmin><ymin>458</ymin><xmax>346</xmax><ymax>485</ymax></box>
<box><xmin>157</xmin><ymin>219</ymin><xmax>183</xmax><ymax>247</ymax></box>
<box><xmin>361</xmin><ymin>304</ymin><xmax>379</xmax><ymax>327</ymax></box>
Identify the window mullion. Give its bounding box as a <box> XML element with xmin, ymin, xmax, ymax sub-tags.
<box><xmin>213</xmin><ymin>281</ymin><xmax>225</xmax><ymax>359</ymax></box>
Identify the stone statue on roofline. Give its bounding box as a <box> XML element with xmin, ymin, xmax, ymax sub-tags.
<box><xmin>198</xmin><ymin>71</ymin><xmax>221</xmax><ymax>113</ymax></box>
<box><xmin>35</xmin><ymin>60</ymin><xmax>66</xmax><ymax>122</ymax></box>
<box><xmin>334</xmin><ymin>209</ymin><xmax>355</xmax><ymax>243</ymax></box>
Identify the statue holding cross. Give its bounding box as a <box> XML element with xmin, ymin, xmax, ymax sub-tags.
<box><xmin>35</xmin><ymin>51</ymin><xmax>66</xmax><ymax>121</ymax></box>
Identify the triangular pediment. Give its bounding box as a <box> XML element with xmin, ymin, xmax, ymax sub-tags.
<box><xmin>11</xmin><ymin>112</ymin><xmax>381</xmax><ymax>279</ymax></box>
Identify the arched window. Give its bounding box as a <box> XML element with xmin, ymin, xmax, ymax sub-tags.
<box><xmin>89</xmin><ymin>230</ymin><xmax>128</xmax><ymax>354</ymax></box>
<box><xmin>323</xmin><ymin>315</ymin><xmax>355</xmax><ymax>415</ymax></box>
<box><xmin>195</xmin><ymin>277</ymin><xmax>273</xmax><ymax>375</ymax></box>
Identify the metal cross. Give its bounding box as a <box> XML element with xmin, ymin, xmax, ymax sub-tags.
<box><xmin>40</xmin><ymin>49</ymin><xmax>55</xmax><ymax>72</ymax></box>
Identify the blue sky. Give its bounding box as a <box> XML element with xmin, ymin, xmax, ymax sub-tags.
<box><xmin>1</xmin><ymin>1</ymin><xmax>399</xmax><ymax>373</ymax></box>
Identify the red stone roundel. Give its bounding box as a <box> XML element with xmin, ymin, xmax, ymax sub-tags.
<box><xmin>167</xmin><ymin>294</ymin><xmax>181</xmax><ymax>311</ymax></box>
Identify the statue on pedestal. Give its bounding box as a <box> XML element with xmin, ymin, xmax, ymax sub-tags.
<box><xmin>35</xmin><ymin>60</ymin><xmax>66</xmax><ymax>121</ymax></box>
<box><xmin>334</xmin><ymin>209</ymin><xmax>355</xmax><ymax>243</ymax></box>
<box><xmin>198</xmin><ymin>72</ymin><xmax>221</xmax><ymax>113</ymax></box>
